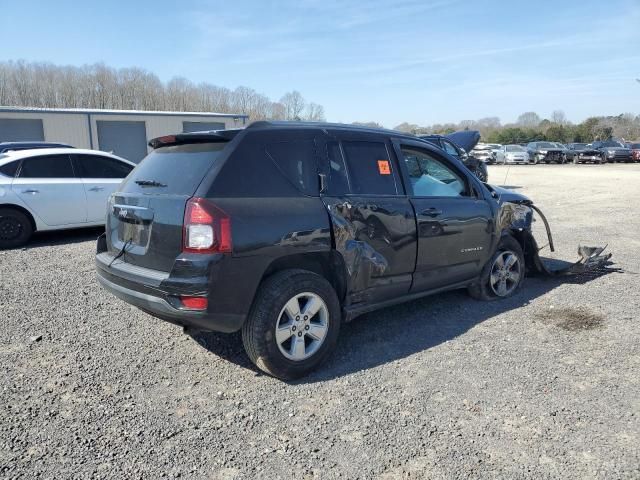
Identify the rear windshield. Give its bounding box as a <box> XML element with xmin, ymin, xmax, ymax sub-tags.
<box><xmin>121</xmin><ymin>142</ymin><xmax>228</xmax><ymax>195</ymax></box>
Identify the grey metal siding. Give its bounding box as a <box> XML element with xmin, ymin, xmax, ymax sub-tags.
<box><xmin>97</xmin><ymin>120</ymin><xmax>148</xmax><ymax>163</ymax></box>
<box><xmin>0</xmin><ymin>119</ymin><xmax>45</xmax><ymax>142</ymax></box>
<box><xmin>183</xmin><ymin>121</ymin><xmax>226</xmax><ymax>133</ymax></box>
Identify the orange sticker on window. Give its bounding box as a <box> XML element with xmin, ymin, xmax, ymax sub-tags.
<box><xmin>377</xmin><ymin>160</ymin><xmax>391</xmax><ymax>175</ymax></box>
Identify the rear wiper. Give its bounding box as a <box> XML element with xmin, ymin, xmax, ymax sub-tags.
<box><xmin>135</xmin><ymin>179</ymin><xmax>167</xmax><ymax>187</ymax></box>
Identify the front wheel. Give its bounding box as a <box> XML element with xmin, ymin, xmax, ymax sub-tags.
<box><xmin>468</xmin><ymin>236</ymin><xmax>524</xmax><ymax>301</ymax></box>
<box><xmin>474</xmin><ymin>164</ymin><xmax>488</xmax><ymax>182</ymax></box>
<box><xmin>242</xmin><ymin>269</ymin><xmax>341</xmax><ymax>380</ymax></box>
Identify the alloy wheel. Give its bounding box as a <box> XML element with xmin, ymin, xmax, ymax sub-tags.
<box><xmin>275</xmin><ymin>292</ymin><xmax>329</xmax><ymax>361</ymax></box>
<box><xmin>489</xmin><ymin>250</ymin><xmax>521</xmax><ymax>297</ymax></box>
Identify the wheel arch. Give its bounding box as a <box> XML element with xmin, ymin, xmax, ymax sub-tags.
<box><xmin>260</xmin><ymin>251</ymin><xmax>348</xmax><ymax>304</ymax></box>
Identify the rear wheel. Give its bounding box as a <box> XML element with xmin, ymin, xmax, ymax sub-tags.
<box><xmin>468</xmin><ymin>235</ymin><xmax>524</xmax><ymax>301</ymax></box>
<box><xmin>0</xmin><ymin>208</ymin><xmax>33</xmax><ymax>249</ymax></box>
<box><xmin>242</xmin><ymin>269</ymin><xmax>341</xmax><ymax>380</ymax></box>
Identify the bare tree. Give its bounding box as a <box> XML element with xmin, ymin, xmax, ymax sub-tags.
<box><xmin>304</xmin><ymin>102</ymin><xmax>325</xmax><ymax>121</ymax></box>
<box><xmin>0</xmin><ymin>60</ymin><xmax>326</xmax><ymax>123</ymax></box>
<box><xmin>280</xmin><ymin>91</ymin><xmax>305</xmax><ymax>120</ymax></box>
<box><xmin>516</xmin><ymin>111</ymin><xmax>541</xmax><ymax>127</ymax></box>
<box><xmin>551</xmin><ymin>110</ymin><xmax>567</xmax><ymax>125</ymax></box>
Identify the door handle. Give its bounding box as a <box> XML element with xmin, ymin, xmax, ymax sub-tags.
<box><xmin>88</xmin><ymin>186</ymin><xmax>105</xmax><ymax>192</ymax></box>
<box><xmin>420</xmin><ymin>207</ymin><xmax>442</xmax><ymax>217</ymax></box>
<box><xmin>22</xmin><ymin>189</ymin><xmax>39</xmax><ymax>194</ymax></box>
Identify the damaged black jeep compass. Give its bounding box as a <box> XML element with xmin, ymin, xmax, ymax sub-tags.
<box><xmin>96</xmin><ymin>122</ymin><xmax>556</xmax><ymax>379</ymax></box>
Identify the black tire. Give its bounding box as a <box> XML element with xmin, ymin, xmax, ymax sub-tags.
<box><xmin>242</xmin><ymin>269</ymin><xmax>341</xmax><ymax>380</ymax></box>
<box><xmin>474</xmin><ymin>164</ymin><xmax>488</xmax><ymax>183</ymax></box>
<box><xmin>468</xmin><ymin>235</ymin><xmax>525</xmax><ymax>301</ymax></box>
<box><xmin>0</xmin><ymin>208</ymin><xmax>33</xmax><ymax>249</ymax></box>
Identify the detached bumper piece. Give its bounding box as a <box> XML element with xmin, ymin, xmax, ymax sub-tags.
<box><xmin>531</xmin><ymin>245</ymin><xmax>613</xmax><ymax>276</ymax></box>
<box><xmin>512</xmin><ymin>204</ymin><xmax>614</xmax><ymax>277</ymax></box>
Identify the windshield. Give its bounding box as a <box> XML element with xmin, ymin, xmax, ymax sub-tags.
<box><xmin>506</xmin><ymin>145</ymin><xmax>525</xmax><ymax>152</ymax></box>
<box><xmin>536</xmin><ymin>142</ymin><xmax>555</xmax><ymax>149</ymax></box>
<box><xmin>601</xmin><ymin>141</ymin><xmax>623</xmax><ymax>148</ymax></box>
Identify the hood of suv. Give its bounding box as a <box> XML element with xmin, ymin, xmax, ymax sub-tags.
<box><xmin>445</xmin><ymin>130</ymin><xmax>481</xmax><ymax>153</ymax></box>
<box><xmin>486</xmin><ymin>184</ymin><xmax>531</xmax><ymax>204</ymax></box>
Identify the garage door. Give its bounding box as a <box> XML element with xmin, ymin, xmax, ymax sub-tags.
<box><xmin>183</xmin><ymin>121</ymin><xmax>226</xmax><ymax>133</ymax></box>
<box><xmin>96</xmin><ymin>120</ymin><xmax>148</xmax><ymax>163</ymax></box>
<box><xmin>0</xmin><ymin>119</ymin><xmax>45</xmax><ymax>142</ymax></box>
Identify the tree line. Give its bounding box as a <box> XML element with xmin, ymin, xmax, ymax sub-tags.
<box><xmin>393</xmin><ymin>110</ymin><xmax>640</xmax><ymax>144</ymax></box>
<box><xmin>0</xmin><ymin>60</ymin><xmax>325</xmax><ymax>121</ymax></box>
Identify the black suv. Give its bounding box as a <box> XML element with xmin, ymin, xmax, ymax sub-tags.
<box><xmin>97</xmin><ymin>122</ymin><xmax>530</xmax><ymax>379</ymax></box>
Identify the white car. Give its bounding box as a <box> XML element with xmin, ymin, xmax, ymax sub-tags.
<box><xmin>0</xmin><ymin>148</ymin><xmax>135</xmax><ymax>248</ymax></box>
<box><xmin>495</xmin><ymin>145</ymin><xmax>530</xmax><ymax>164</ymax></box>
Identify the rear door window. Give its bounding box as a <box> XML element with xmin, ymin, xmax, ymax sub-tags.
<box><xmin>265</xmin><ymin>140</ymin><xmax>318</xmax><ymax>195</ymax></box>
<box><xmin>121</xmin><ymin>142</ymin><xmax>227</xmax><ymax>195</ymax></box>
<box><xmin>0</xmin><ymin>160</ymin><xmax>20</xmax><ymax>178</ymax></box>
<box><xmin>19</xmin><ymin>154</ymin><xmax>74</xmax><ymax>178</ymax></box>
<box><xmin>340</xmin><ymin>141</ymin><xmax>400</xmax><ymax>195</ymax></box>
<box><xmin>74</xmin><ymin>154</ymin><xmax>133</xmax><ymax>178</ymax></box>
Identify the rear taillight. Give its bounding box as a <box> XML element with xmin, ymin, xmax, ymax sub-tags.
<box><xmin>180</xmin><ymin>295</ymin><xmax>208</xmax><ymax>310</ymax></box>
<box><xmin>183</xmin><ymin>197</ymin><xmax>232</xmax><ymax>254</ymax></box>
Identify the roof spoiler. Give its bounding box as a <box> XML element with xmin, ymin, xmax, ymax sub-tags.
<box><xmin>148</xmin><ymin>129</ymin><xmax>242</xmax><ymax>149</ymax></box>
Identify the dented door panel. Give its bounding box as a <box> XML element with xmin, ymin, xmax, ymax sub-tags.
<box><xmin>322</xmin><ymin>196</ymin><xmax>417</xmax><ymax>305</ymax></box>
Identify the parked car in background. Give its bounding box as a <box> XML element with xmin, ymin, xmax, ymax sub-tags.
<box><xmin>488</xmin><ymin>144</ymin><xmax>502</xmax><ymax>163</ymax></box>
<box><xmin>629</xmin><ymin>142</ymin><xmax>640</xmax><ymax>162</ymax></box>
<box><xmin>494</xmin><ymin>145</ymin><xmax>530</xmax><ymax>164</ymax></box>
<box><xmin>96</xmin><ymin>121</ymin><xmax>539</xmax><ymax>379</ymax></box>
<box><xmin>591</xmin><ymin>140</ymin><xmax>632</xmax><ymax>163</ymax></box>
<box><xmin>470</xmin><ymin>143</ymin><xmax>495</xmax><ymax>164</ymax></box>
<box><xmin>419</xmin><ymin>131</ymin><xmax>488</xmax><ymax>182</ymax></box>
<box><xmin>0</xmin><ymin>148</ymin><xmax>135</xmax><ymax>248</ymax></box>
<box><xmin>550</xmin><ymin>143</ymin><xmax>576</xmax><ymax>162</ymax></box>
<box><xmin>0</xmin><ymin>141</ymin><xmax>74</xmax><ymax>153</ymax></box>
<box><xmin>526</xmin><ymin>141</ymin><xmax>565</xmax><ymax>164</ymax></box>
<box><xmin>568</xmin><ymin>143</ymin><xmax>605</xmax><ymax>164</ymax></box>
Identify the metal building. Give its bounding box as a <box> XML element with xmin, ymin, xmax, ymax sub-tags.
<box><xmin>0</xmin><ymin>107</ymin><xmax>249</xmax><ymax>163</ymax></box>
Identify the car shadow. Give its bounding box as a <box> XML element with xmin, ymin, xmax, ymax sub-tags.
<box><xmin>496</xmin><ymin>185</ymin><xmax>523</xmax><ymax>190</ymax></box>
<box><xmin>25</xmin><ymin>227</ymin><xmax>104</xmax><ymax>249</ymax></box>
<box><xmin>190</xmin><ymin>266</ymin><xmax>621</xmax><ymax>383</ymax></box>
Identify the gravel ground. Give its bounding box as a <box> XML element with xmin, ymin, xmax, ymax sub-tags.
<box><xmin>1</xmin><ymin>164</ymin><xmax>639</xmax><ymax>479</ymax></box>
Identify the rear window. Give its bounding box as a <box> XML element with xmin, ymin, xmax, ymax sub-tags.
<box><xmin>121</xmin><ymin>142</ymin><xmax>227</xmax><ymax>195</ymax></box>
<box><xmin>74</xmin><ymin>154</ymin><xmax>133</xmax><ymax>179</ymax></box>
<box><xmin>265</xmin><ymin>140</ymin><xmax>318</xmax><ymax>195</ymax></box>
<box><xmin>0</xmin><ymin>160</ymin><xmax>20</xmax><ymax>178</ymax></box>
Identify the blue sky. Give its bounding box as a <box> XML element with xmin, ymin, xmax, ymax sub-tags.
<box><xmin>1</xmin><ymin>0</ymin><xmax>639</xmax><ymax>127</ymax></box>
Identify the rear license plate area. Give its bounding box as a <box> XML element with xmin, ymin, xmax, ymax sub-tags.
<box><xmin>118</xmin><ymin>221</ymin><xmax>150</xmax><ymax>247</ymax></box>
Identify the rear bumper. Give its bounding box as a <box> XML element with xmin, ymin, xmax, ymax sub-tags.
<box><xmin>96</xmin><ymin>253</ymin><xmax>245</xmax><ymax>333</ymax></box>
